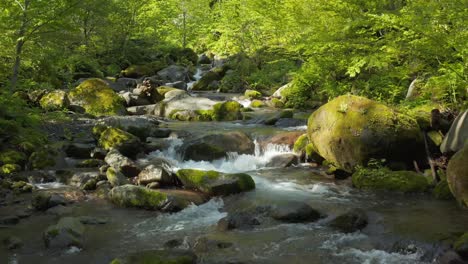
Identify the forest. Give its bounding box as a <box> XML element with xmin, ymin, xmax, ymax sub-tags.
<box><xmin>0</xmin><ymin>0</ymin><xmax>467</xmax><ymax>263</ymax></box>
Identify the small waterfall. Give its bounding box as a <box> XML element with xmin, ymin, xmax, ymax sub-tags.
<box><xmin>187</xmin><ymin>68</ymin><xmax>203</xmax><ymax>91</ymax></box>
<box><xmin>142</xmin><ymin>138</ymin><xmax>293</xmax><ymax>173</ymax></box>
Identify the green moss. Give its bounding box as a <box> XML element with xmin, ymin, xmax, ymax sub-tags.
<box><xmin>76</xmin><ymin>159</ymin><xmax>103</xmax><ymax>168</ymax></box>
<box><xmin>11</xmin><ymin>180</ymin><xmax>32</xmax><ymax>193</ymax></box>
<box><xmin>212</xmin><ymin>101</ymin><xmax>242</xmax><ymax>121</ymax></box>
<box><xmin>109</xmin><ymin>259</ymin><xmax>122</xmax><ymax>264</ymax></box>
<box><xmin>0</xmin><ymin>150</ymin><xmax>26</xmax><ymax>165</ymax></box>
<box><xmin>305</xmin><ymin>143</ymin><xmax>316</xmax><ymax>157</ymax></box>
<box><xmin>427</xmin><ymin>130</ymin><xmax>443</xmax><ymax>147</ymax></box>
<box><xmin>403</xmin><ymin>103</ymin><xmax>439</xmax><ymax>130</ymax></box>
<box><xmin>352</xmin><ymin>167</ymin><xmax>429</xmax><ymax>193</ymax></box>
<box><xmin>99</xmin><ymin>127</ymin><xmax>141</xmax><ymax>156</ymax></box>
<box><xmin>109</xmin><ymin>185</ymin><xmax>168</xmax><ymax>210</ymax></box>
<box><xmin>308</xmin><ymin>95</ymin><xmax>423</xmax><ymax>172</ymax></box>
<box><xmin>280</xmin><ymin>110</ymin><xmax>294</xmax><ymax>118</ymax></box>
<box><xmin>447</xmin><ymin>144</ymin><xmax>468</xmax><ymax>207</ymax></box>
<box><xmin>192</xmin><ymin>71</ymin><xmax>221</xmax><ymax>91</ymax></box>
<box><xmin>106</xmin><ymin>167</ymin><xmax>129</xmax><ymax>187</ymax></box>
<box><xmin>68</xmin><ymin>78</ymin><xmax>125</xmax><ymax>116</ymax></box>
<box><xmin>176</xmin><ymin>169</ymin><xmax>221</xmax><ymax>186</ymax></box>
<box><xmin>121</xmin><ymin>65</ymin><xmax>153</xmax><ymax>78</ymax></box>
<box><xmin>29</xmin><ymin>149</ymin><xmax>56</xmax><ymax>169</ymax></box>
<box><xmin>244</xmin><ymin>90</ymin><xmax>262</xmax><ymax>99</ymax></box>
<box><xmin>270</xmin><ymin>98</ymin><xmax>284</xmax><ymax>108</ymax></box>
<box><xmin>250</xmin><ymin>100</ymin><xmax>265</xmax><ymax>108</ymax></box>
<box><xmin>293</xmin><ymin>134</ymin><xmax>308</xmax><ymax>153</ymax></box>
<box><xmin>454</xmin><ymin>232</ymin><xmax>468</xmax><ymax>252</ymax></box>
<box><xmin>39</xmin><ymin>90</ymin><xmax>69</xmax><ymax>111</ymax></box>
<box><xmin>433</xmin><ymin>180</ymin><xmax>455</xmax><ymax>200</ymax></box>
<box><xmin>92</xmin><ymin>124</ymin><xmax>108</xmax><ymax>138</ymax></box>
<box><xmin>156</xmin><ymin>86</ymin><xmax>177</xmax><ymax>96</ymax></box>
<box><xmin>1</xmin><ymin>164</ymin><xmax>21</xmax><ymax>175</ymax></box>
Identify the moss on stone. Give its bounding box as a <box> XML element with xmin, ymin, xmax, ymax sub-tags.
<box><xmin>404</xmin><ymin>103</ymin><xmax>440</xmax><ymax>130</ymax></box>
<box><xmin>68</xmin><ymin>78</ymin><xmax>125</xmax><ymax>116</ymax></box>
<box><xmin>293</xmin><ymin>134</ymin><xmax>309</xmax><ymax>153</ymax></box>
<box><xmin>280</xmin><ymin>110</ymin><xmax>294</xmax><ymax>118</ymax></box>
<box><xmin>308</xmin><ymin>95</ymin><xmax>423</xmax><ymax>172</ymax></box>
<box><xmin>157</xmin><ymin>86</ymin><xmax>177</xmax><ymax>96</ymax></box>
<box><xmin>121</xmin><ymin>65</ymin><xmax>153</xmax><ymax>78</ymax></box>
<box><xmin>212</xmin><ymin>101</ymin><xmax>242</xmax><ymax>121</ymax></box>
<box><xmin>0</xmin><ymin>150</ymin><xmax>26</xmax><ymax>165</ymax></box>
<box><xmin>270</xmin><ymin>98</ymin><xmax>284</xmax><ymax>108</ymax></box>
<box><xmin>427</xmin><ymin>131</ymin><xmax>443</xmax><ymax>147</ymax></box>
<box><xmin>106</xmin><ymin>167</ymin><xmax>129</xmax><ymax>187</ymax></box>
<box><xmin>192</xmin><ymin>71</ymin><xmax>221</xmax><ymax>91</ymax></box>
<box><xmin>244</xmin><ymin>90</ymin><xmax>262</xmax><ymax>99</ymax></box>
<box><xmin>98</xmin><ymin>127</ymin><xmax>141</xmax><ymax>157</ymax></box>
<box><xmin>29</xmin><ymin>149</ymin><xmax>56</xmax><ymax>169</ymax></box>
<box><xmin>39</xmin><ymin>90</ymin><xmax>69</xmax><ymax>111</ymax></box>
<box><xmin>433</xmin><ymin>179</ymin><xmax>455</xmax><ymax>200</ymax></box>
<box><xmin>109</xmin><ymin>185</ymin><xmax>168</xmax><ymax>210</ymax></box>
<box><xmin>352</xmin><ymin>167</ymin><xmax>429</xmax><ymax>193</ymax></box>
<box><xmin>454</xmin><ymin>232</ymin><xmax>468</xmax><ymax>254</ymax></box>
<box><xmin>76</xmin><ymin>159</ymin><xmax>103</xmax><ymax>168</ymax></box>
<box><xmin>1</xmin><ymin>164</ymin><xmax>21</xmax><ymax>175</ymax></box>
<box><xmin>250</xmin><ymin>100</ymin><xmax>266</xmax><ymax>108</ymax></box>
<box><xmin>446</xmin><ymin>144</ymin><xmax>468</xmax><ymax>207</ymax></box>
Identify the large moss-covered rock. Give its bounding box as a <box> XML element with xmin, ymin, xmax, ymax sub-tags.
<box><xmin>307</xmin><ymin>95</ymin><xmax>423</xmax><ymax>172</ymax></box>
<box><xmin>244</xmin><ymin>90</ymin><xmax>262</xmax><ymax>99</ymax></box>
<box><xmin>0</xmin><ymin>164</ymin><xmax>21</xmax><ymax>175</ymax></box>
<box><xmin>110</xmin><ymin>249</ymin><xmax>197</xmax><ymax>264</ymax></box>
<box><xmin>109</xmin><ymin>185</ymin><xmax>168</xmax><ymax>210</ymax></box>
<box><xmin>68</xmin><ymin>78</ymin><xmax>126</xmax><ymax>116</ymax></box>
<box><xmin>106</xmin><ymin>167</ymin><xmax>129</xmax><ymax>187</ymax></box>
<box><xmin>192</xmin><ymin>71</ymin><xmax>222</xmax><ymax>91</ymax></box>
<box><xmin>447</xmin><ymin>145</ymin><xmax>468</xmax><ymax>207</ymax></box>
<box><xmin>352</xmin><ymin>168</ymin><xmax>429</xmax><ymax>193</ymax></box>
<box><xmin>293</xmin><ymin>134</ymin><xmax>308</xmax><ymax>153</ymax></box>
<box><xmin>176</xmin><ymin>169</ymin><xmax>255</xmax><ymax>196</ymax></box>
<box><xmin>98</xmin><ymin>127</ymin><xmax>142</xmax><ymax>158</ymax></box>
<box><xmin>183</xmin><ymin>131</ymin><xmax>254</xmax><ymax>161</ymax></box>
<box><xmin>211</xmin><ymin>101</ymin><xmax>243</xmax><ymax>121</ymax></box>
<box><xmin>39</xmin><ymin>90</ymin><xmax>69</xmax><ymax>111</ymax></box>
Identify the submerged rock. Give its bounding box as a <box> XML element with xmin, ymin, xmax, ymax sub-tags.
<box><xmin>352</xmin><ymin>168</ymin><xmax>429</xmax><ymax>193</ymax></box>
<box><xmin>217</xmin><ymin>212</ymin><xmax>260</xmax><ymax>231</ymax></box>
<box><xmin>176</xmin><ymin>169</ymin><xmax>255</xmax><ymax>196</ymax></box>
<box><xmin>447</xmin><ymin>145</ymin><xmax>468</xmax><ymax>207</ymax></box>
<box><xmin>307</xmin><ymin>95</ymin><xmax>423</xmax><ymax>172</ymax></box>
<box><xmin>270</xmin><ymin>201</ymin><xmax>321</xmax><ymax>223</ymax></box>
<box><xmin>328</xmin><ymin>209</ymin><xmax>368</xmax><ymax>233</ymax></box>
<box><xmin>111</xmin><ymin>249</ymin><xmax>197</xmax><ymax>264</ymax></box>
<box><xmin>43</xmin><ymin>217</ymin><xmax>85</xmax><ymax>249</ymax></box>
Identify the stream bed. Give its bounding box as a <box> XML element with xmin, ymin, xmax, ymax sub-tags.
<box><xmin>1</xmin><ymin>117</ymin><xmax>467</xmax><ymax>264</ymax></box>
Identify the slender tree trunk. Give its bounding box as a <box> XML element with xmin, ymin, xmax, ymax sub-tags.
<box><xmin>182</xmin><ymin>11</ymin><xmax>187</xmax><ymax>48</ymax></box>
<box><xmin>11</xmin><ymin>0</ymin><xmax>30</xmax><ymax>92</ymax></box>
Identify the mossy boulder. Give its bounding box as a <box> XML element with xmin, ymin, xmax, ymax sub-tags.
<box><xmin>250</xmin><ymin>100</ymin><xmax>266</xmax><ymax>108</ymax></box>
<box><xmin>1</xmin><ymin>164</ymin><xmax>21</xmax><ymax>175</ymax></box>
<box><xmin>68</xmin><ymin>78</ymin><xmax>126</xmax><ymax>116</ymax></box>
<box><xmin>28</xmin><ymin>148</ymin><xmax>56</xmax><ymax>169</ymax></box>
<box><xmin>433</xmin><ymin>179</ymin><xmax>455</xmax><ymax>200</ymax></box>
<box><xmin>244</xmin><ymin>90</ymin><xmax>262</xmax><ymax>99</ymax></box>
<box><xmin>10</xmin><ymin>180</ymin><xmax>33</xmax><ymax>193</ymax></box>
<box><xmin>352</xmin><ymin>167</ymin><xmax>429</xmax><ymax>193</ymax></box>
<box><xmin>121</xmin><ymin>65</ymin><xmax>153</xmax><ymax>78</ymax></box>
<box><xmin>307</xmin><ymin>95</ymin><xmax>423</xmax><ymax>172</ymax></box>
<box><xmin>176</xmin><ymin>169</ymin><xmax>255</xmax><ymax>196</ymax></box>
<box><xmin>404</xmin><ymin>103</ymin><xmax>440</xmax><ymax>130</ymax></box>
<box><xmin>109</xmin><ymin>185</ymin><xmax>168</xmax><ymax>210</ymax></box>
<box><xmin>192</xmin><ymin>71</ymin><xmax>222</xmax><ymax>91</ymax></box>
<box><xmin>446</xmin><ymin>145</ymin><xmax>468</xmax><ymax>207</ymax></box>
<box><xmin>454</xmin><ymin>232</ymin><xmax>468</xmax><ymax>259</ymax></box>
<box><xmin>39</xmin><ymin>90</ymin><xmax>69</xmax><ymax>111</ymax></box>
<box><xmin>269</xmin><ymin>98</ymin><xmax>284</xmax><ymax>108</ymax></box>
<box><xmin>106</xmin><ymin>167</ymin><xmax>130</xmax><ymax>187</ymax></box>
<box><xmin>157</xmin><ymin>86</ymin><xmax>177</xmax><ymax>96</ymax></box>
<box><xmin>98</xmin><ymin>127</ymin><xmax>142</xmax><ymax>158</ymax></box>
<box><xmin>293</xmin><ymin>134</ymin><xmax>308</xmax><ymax>153</ymax></box>
<box><xmin>211</xmin><ymin>101</ymin><xmax>243</xmax><ymax>121</ymax></box>
<box><xmin>110</xmin><ymin>250</ymin><xmax>197</xmax><ymax>264</ymax></box>
<box><xmin>0</xmin><ymin>149</ymin><xmax>26</xmax><ymax>166</ymax></box>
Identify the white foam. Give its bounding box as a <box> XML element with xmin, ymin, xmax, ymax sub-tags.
<box><xmin>34</xmin><ymin>182</ymin><xmax>68</xmax><ymax>189</ymax></box>
<box><xmin>283</xmin><ymin>125</ymin><xmax>308</xmax><ymax>131</ymax></box>
<box><xmin>144</xmin><ymin>139</ymin><xmax>293</xmax><ymax>174</ymax></box>
<box><xmin>134</xmin><ymin>198</ymin><xmax>226</xmax><ymax>234</ymax></box>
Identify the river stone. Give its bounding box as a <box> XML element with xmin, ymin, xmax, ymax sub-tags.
<box><xmin>307</xmin><ymin>95</ymin><xmax>424</xmax><ymax>172</ymax></box>
<box><xmin>109</xmin><ymin>185</ymin><xmax>168</xmax><ymax>210</ymax></box>
<box><xmin>98</xmin><ymin>127</ymin><xmax>143</xmax><ymax>158</ymax></box>
<box><xmin>266</xmin><ymin>153</ymin><xmax>299</xmax><ymax>168</ymax></box>
<box><xmin>43</xmin><ymin>217</ymin><xmax>85</xmax><ymax>249</ymax></box>
<box><xmin>441</xmin><ymin>111</ymin><xmax>468</xmax><ymax>154</ymax></box>
<box><xmin>165</xmin><ymin>81</ymin><xmax>187</xmax><ymax>90</ymax></box>
<box><xmin>270</xmin><ymin>202</ymin><xmax>321</xmax><ymax>223</ymax></box>
<box><xmin>176</xmin><ymin>169</ymin><xmax>255</xmax><ymax>196</ymax></box>
<box><xmin>137</xmin><ymin>165</ymin><xmax>174</xmax><ymax>186</ymax></box>
<box><xmin>447</xmin><ymin>145</ymin><xmax>468</xmax><ymax>207</ymax></box>
<box><xmin>217</xmin><ymin>212</ymin><xmax>260</xmax><ymax>231</ymax></box>
<box><xmin>262</xmin><ymin>131</ymin><xmax>304</xmax><ymax>149</ymax></box>
<box><xmin>105</xmin><ymin>149</ymin><xmax>141</xmax><ymax>178</ymax></box>
<box><xmin>328</xmin><ymin>209</ymin><xmax>368</xmax><ymax>233</ymax></box>
<box><xmin>183</xmin><ymin>131</ymin><xmax>254</xmax><ymax>161</ymax></box>
<box><xmin>96</xmin><ymin>116</ymin><xmax>162</xmax><ymax>140</ymax></box>
<box><xmin>39</xmin><ymin>90</ymin><xmax>69</xmax><ymax>111</ymax></box>
<box><xmin>352</xmin><ymin>168</ymin><xmax>429</xmax><ymax>193</ymax></box>
<box><xmin>126</xmin><ymin>104</ymin><xmax>157</xmax><ymax>115</ymax></box>
<box><xmin>157</xmin><ymin>65</ymin><xmax>190</xmax><ymax>82</ymax></box>
<box><xmin>116</xmin><ymin>78</ymin><xmax>137</xmax><ymax>89</ymax></box>
<box><xmin>112</xmin><ymin>249</ymin><xmax>197</xmax><ymax>264</ymax></box>
<box><xmin>193</xmin><ymin>236</ymin><xmax>233</xmax><ymax>253</ymax></box>
<box><xmin>106</xmin><ymin>167</ymin><xmax>129</xmax><ymax>187</ymax></box>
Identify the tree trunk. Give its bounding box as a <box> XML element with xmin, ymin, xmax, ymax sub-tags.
<box><xmin>10</xmin><ymin>0</ymin><xmax>30</xmax><ymax>92</ymax></box>
<box><xmin>182</xmin><ymin>11</ymin><xmax>187</xmax><ymax>48</ymax></box>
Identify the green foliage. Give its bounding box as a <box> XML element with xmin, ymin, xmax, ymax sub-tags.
<box><xmin>352</xmin><ymin>167</ymin><xmax>429</xmax><ymax>193</ymax></box>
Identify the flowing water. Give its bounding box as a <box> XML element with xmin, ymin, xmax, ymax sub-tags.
<box><xmin>1</xmin><ymin>112</ymin><xmax>467</xmax><ymax>264</ymax></box>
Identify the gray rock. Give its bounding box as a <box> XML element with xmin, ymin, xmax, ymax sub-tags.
<box><xmin>217</xmin><ymin>212</ymin><xmax>260</xmax><ymax>231</ymax></box>
<box><xmin>116</xmin><ymin>77</ymin><xmax>138</xmax><ymax>89</ymax></box>
<box><xmin>165</xmin><ymin>81</ymin><xmax>187</xmax><ymax>90</ymax></box>
<box><xmin>137</xmin><ymin>165</ymin><xmax>173</xmax><ymax>186</ymax></box>
<box><xmin>198</xmin><ymin>54</ymin><xmax>212</xmax><ymax>64</ymax></box>
<box><xmin>275</xmin><ymin>118</ymin><xmax>307</xmax><ymax>128</ymax></box>
<box><xmin>65</xmin><ymin>143</ymin><xmax>95</xmax><ymax>159</ymax></box>
<box><xmin>271</xmin><ymin>202</ymin><xmax>321</xmax><ymax>223</ymax></box>
<box><xmin>157</xmin><ymin>65</ymin><xmax>190</xmax><ymax>82</ymax></box>
<box><xmin>266</xmin><ymin>153</ymin><xmax>299</xmax><ymax>168</ymax></box>
<box><xmin>79</xmin><ymin>216</ymin><xmax>107</xmax><ymax>225</ymax></box>
<box><xmin>105</xmin><ymin>149</ymin><xmax>141</xmax><ymax>178</ymax></box>
<box><xmin>106</xmin><ymin>167</ymin><xmax>130</xmax><ymax>187</ymax></box>
<box><xmin>127</xmin><ymin>104</ymin><xmax>157</xmax><ymax>115</ymax></box>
